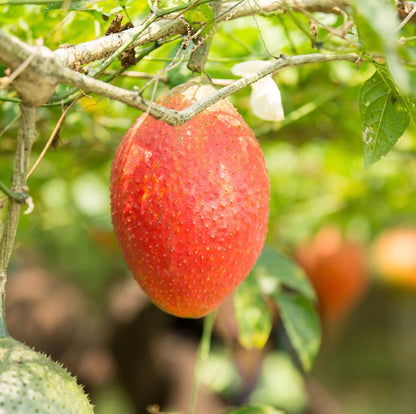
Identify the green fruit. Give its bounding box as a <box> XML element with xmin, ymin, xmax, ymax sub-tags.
<box><xmin>0</xmin><ymin>336</ymin><xmax>94</xmax><ymax>414</ymax></box>
<box><xmin>110</xmin><ymin>80</ymin><xmax>270</xmax><ymax>318</ymax></box>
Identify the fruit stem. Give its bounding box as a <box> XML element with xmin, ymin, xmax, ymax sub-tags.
<box><xmin>187</xmin><ymin>0</ymin><xmax>222</xmax><ymax>74</ymax></box>
<box><xmin>188</xmin><ymin>311</ymin><xmax>216</xmax><ymax>414</ymax></box>
<box><xmin>0</xmin><ymin>102</ymin><xmax>37</xmax><ymax>338</ymax></box>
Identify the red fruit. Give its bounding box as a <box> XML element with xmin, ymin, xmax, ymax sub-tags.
<box><xmin>110</xmin><ymin>81</ymin><xmax>269</xmax><ymax>318</ymax></box>
<box><xmin>295</xmin><ymin>227</ymin><xmax>368</xmax><ymax>321</ymax></box>
<box><xmin>372</xmin><ymin>227</ymin><xmax>416</xmax><ymax>290</ymax></box>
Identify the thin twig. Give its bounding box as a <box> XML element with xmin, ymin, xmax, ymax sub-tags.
<box><xmin>0</xmin><ymin>112</ymin><xmax>20</xmax><ymax>138</ymax></box>
<box><xmin>296</xmin><ymin>5</ymin><xmax>359</xmax><ymax>48</ymax></box>
<box><xmin>396</xmin><ymin>4</ymin><xmax>416</xmax><ymax>31</ymax></box>
<box><xmin>92</xmin><ymin>13</ymin><xmax>160</xmax><ymax>79</ymax></box>
<box><xmin>0</xmin><ymin>180</ymin><xmax>28</xmax><ymax>202</ymax></box>
<box><xmin>49</xmin><ymin>0</ymin><xmax>347</xmax><ymax>69</ymax></box>
<box><xmin>104</xmin><ymin>70</ymin><xmax>168</xmax><ymax>82</ymax></box>
<box><xmin>0</xmin><ymin>26</ymin><xmax>359</xmax><ymax>125</ymax></box>
<box><xmin>26</xmin><ymin>99</ymin><xmax>78</xmax><ymax>179</ymax></box>
<box><xmin>55</xmin><ymin>52</ymin><xmax>358</xmax><ymax>125</ymax></box>
<box><xmin>48</xmin><ymin>42</ymin><xmax>160</xmax><ymax>106</ymax></box>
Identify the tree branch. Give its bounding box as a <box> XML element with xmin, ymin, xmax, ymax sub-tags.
<box><xmin>0</xmin><ymin>25</ymin><xmax>358</xmax><ymax>125</ymax></box>
<box><xmin>178</xmin><ymin>52</ymin><xmax>359</xmax><ymax>122</ymax></box>
<box><xmin>0</xmin><ymin>103</ymin><xmax>37</xmax><ymax>338</ymax></box>
<box><xmin>55</xmin><ymin>51</ymin><xmax>358</xmax><ymax>125</ymax></box>
<box><xmin>229</xmin><ymin>0</ymin><xmax>348</xmax><ymax>17</ymax></box>
<box><xmin>0</xmin><ymin>32</ymin><xmax>59</xmax><ymax>105</ymax></box>
<box><xmin>0</xmin><ymin>0</ymin><xmax>351</xmax><ymax>106</ymax></box>
<box><xmin>0</xmin><ymin>0</ymin><xmax>356</xmax><ymax>124</ymax></box>
<box><xmin>54</xmin><ymin>17</ymin><xmax>188</xmax><ymax>69</ymax></box>
<box><xmin>0</xmin><ymin>0</ymin><xmax>356</xmax><ymax>336</ymax></box>
<box><xmin>53</xmin><ymin>0</ymin><xmax>348</xmax><ymax>69</ymax></box>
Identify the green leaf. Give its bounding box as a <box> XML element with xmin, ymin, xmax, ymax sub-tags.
<box><xmin>234</xmin><ymin>273</ymin><xmax>273</xmax><ymax>349</ymax></box>
<box><xmin>360</xmin><ymin>69</ymin><xmax>410</xmax><ymax>167</ymax></box>
<box><xmin>107</xmin><ymin>6</ymin><xmax>123</xmax><ymax>15</ymax></box>
<box><xmin>157</xmin><ymin>0</ymin><xmax>186</xmax><ymax>8</ymax></box>
<box><xmin>184</xmin><ymin>3</ymin><xmax>215</xmax><ymax>38</ymax></box>
<box><xmin>41</xmin><ymin>0</ymin><xmax>110</xmax><ymax>20</ymax></box>
<box><xmin>350</xmin><ymin>0</ymin><xmax>410</xmax><ymax>92</ymax></box>
<box><xmin>42</xmin><ymin>0</ymin><xmax>88</xmax><ymax>11</ymax></box>
<box><xmin>252</xmin><ymin>246</ymin><xmax>316</xmax><ymax>301</ymax></box>
<box><xmin>375</xmin><ymin>64</ymin><xmax>416</xmax><ymax>120</ymax></box>
<box><xmin>234</xmin><ymin>246</ymin><xmax>320</xmax><ymax>364</ymax></box>
<box><xmin>80</xmin><ymin>9</ymin><xmax>110</xmax><ymax>21</ymax></box>
<box><xmin>226</xmin><ymin>404</ymin><xmax>284</xmax><ymax>414</ymax></box>
<box><xmin>274</xmin><ymin>292</ymin><xmax>321</xmax><ymax>372</ymax></box>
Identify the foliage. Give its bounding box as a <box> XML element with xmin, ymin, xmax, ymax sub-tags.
<box><xmin>235</xmin><ymin>247</ymin><xmax>320</xmax><ymax>371</ymax></box>
<box><xmin>1</xmin><ymin>0</ymin><xmax>416</xmax><ymax>413</ymax></box>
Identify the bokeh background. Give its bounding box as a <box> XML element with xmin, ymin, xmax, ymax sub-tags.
<box><xmin>1</xmin><ymin>2</ymin><xmax>416</xmax><ymax>413</ymax></box>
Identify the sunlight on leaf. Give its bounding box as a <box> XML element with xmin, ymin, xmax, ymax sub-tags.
<box><xmin>253</xmin><ymin>246</ymin><xmax>316</xmax><ymax>301</ymax></box>
<box><xmin>235</xmin><ymin>246</ymin><xmax>320</xmax><ymax>369</ymax></box>
<box><xmin>360</xmin><ymin>69</ymin><xmax>410</xmax><ymax>167</ymax></box>
<box><xmin>185</xmin><ymin>3</ymin><xmax>215</xmax><ymax>38</ymax></box>
<box><xmin>234</xmin><ymin>274</ymin><xmax>273</xmax><ymax>349</ymax></box>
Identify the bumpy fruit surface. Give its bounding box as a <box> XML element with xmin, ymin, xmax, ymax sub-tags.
<box><xmin>372</xmin><ymin>227</ymin><xmax>416</xmax><ymax>290</ymax></box>
<box><xmin>110</xmin><ymin>81</ymin><xmax>269</xmax><ymax>318</ymax></box>
<box><xmin>295</xmin><ymin>227</ymin><xmax>367</xmax><ymax>321</ymax></box>
<box><xmin>0</xmin><ymin>336</ymin><xmax>93</xmax><ymax>414</ymax></box>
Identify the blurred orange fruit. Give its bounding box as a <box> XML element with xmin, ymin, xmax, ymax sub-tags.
<box><xmin>295</xmin><ymin>227</ymin><xmax>368</xmax><ymax>321</ymax></box>
<box><xmin>372</xmin><ymin>227</ymin><xmax>416</xmax><ymax>290</ymax></box>
<box><xmin>85</xmin><ymin>226</ymin><xmax>119</xmax><ymax>254</ymax></box>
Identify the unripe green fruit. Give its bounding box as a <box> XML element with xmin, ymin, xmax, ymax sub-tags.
<box><xmin>110</xmin><ymin>80</ymin><xmax>270</xmax><ymax>318</ymax></box>
<box><xmin>0</xmin><ymin>336</ymin><xmax>93</xmax><ymax>414</ymax></box>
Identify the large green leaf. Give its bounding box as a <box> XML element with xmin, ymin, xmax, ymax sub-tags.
<box><xmin>274</xmin><ymin>292</ymin><xmax>321</xmax><ymax>372</ymax></box>
<box><xmin>226</xmin><ymin>404</ymin><xmax>284</xmax><ymax>414</ymax></box>
<box><xmin>234</xmin><ymin>273</ymin><xmax>273</xmax><ymax>350</ymax></box>
<box><xmin>252</xmin><ymin>246</ymin><xmax>316</xmax><ymax>301</ymax></box>
<box><xmin>360</xmin><ymin>69</ymin><xmax>410</xmax><ymax>167</ymax></box>
<box><xmin>235</xmin><ymin>246</ymin><xmax>320</xmax><ymax>370</ymax></box>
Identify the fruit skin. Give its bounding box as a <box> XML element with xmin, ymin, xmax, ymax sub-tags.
<box><xmin>295</xmin><ymin>227</ymin><xmax>368</xmax><ymax>321</ymax></box>
<box><xmin>372</xmin><ymin>227</ymin><xmax>416</xmax><ymax>290</ymax></box>
<box><xmin>110</xmin><ymin>80</ymin><xmax>270</xmax><ymax>318</ymax></box>
<box><xmin>0</xmin><ymin>336</ymin><xmax>93</xmax><ymax>414</ymax></box>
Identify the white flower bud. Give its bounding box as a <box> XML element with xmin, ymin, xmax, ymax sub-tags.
<box><xmin>232</xmin><ymin>60</ymin><xmax>284</xmax><ymax>122</ymax></box>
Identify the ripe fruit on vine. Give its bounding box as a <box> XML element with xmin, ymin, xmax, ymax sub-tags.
<box><xmin>295</xmin><ymin>227</ymin><xmax>368</xmax><ymax>321</ymax></box>
<box><xmin>0</xmin><ymin>336</ymin><xmax>93</xmax><ymax>414</ymax></box>
<box><xmin>372</xmin><ymin>227</ymin><xmax>416</xmax><ymax>290</ymax></box>
<box><xmin>110</xmin><ymin>80</ymin><xmax>270</xmax><ymax>318</ymax></box>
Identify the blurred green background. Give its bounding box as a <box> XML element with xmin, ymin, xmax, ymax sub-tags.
<box><xmin>1</xmin><ymin>2</ymin><xmax>416</xmax><ymax>414</ymax></box>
